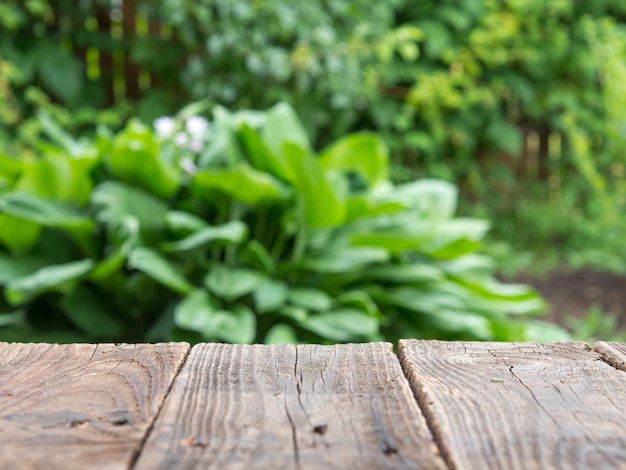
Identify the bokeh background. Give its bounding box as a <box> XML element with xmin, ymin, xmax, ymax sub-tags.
<box><xmin>1</xmin><ymin>0</ymin><xmax>626</xmax><ymax>343</ymax></box>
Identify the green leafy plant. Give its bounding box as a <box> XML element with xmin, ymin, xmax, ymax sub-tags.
<box><xmin>0</xmin><ymin>102</ymin><xmax>565</xmax><ymax>343</ymax></box>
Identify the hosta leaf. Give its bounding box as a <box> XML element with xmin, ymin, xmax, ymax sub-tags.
<box><xmin>5</xmin><ymin>259</ymin><xmax>94</xmax><ymax>306</ymax></box>
<box><xmin>287</xmin><ymin>288</ymin><xmax>333</xmax><ymax>311</ymax></box>
<box><xmin>16</xmin><ymin>154</ymin><xmax>93</xmax><ymax>206</ymax></box>
<box><xmin>261</xmin><ymin>102</ymin><xmax>312</xmax><ymax>160</ymax></box>
<box><xmin>374</xmin><ymin>179</ymin><xmax>457</xmax><ymax>220</ymax></box>
<box><xmin>204</xmin><ymin>265</ymin><xmax>267</xmax><ymax>301</ymax></box>
<box><xmin>523</xmin><ymin>321</ymin><xmax>571</xmax><ymax>342</ymax></box>
<box><xmin>421</xmin><ymin>219</ymin><xmax>489</xmax><ymax>259</ymax></box>
<box><xmin>0</xmin><ymin>192</ymin><xmax>93</xmax><ymax>230</ymax></box>
<box><xmin>216</xmin><ymin>305</ymin><xmax>256</xmax><ymax>344</ymax></box>
<box><xmin>165</xmin><ymin>211</ymin><xmax>209</xmax><ymax>234</ymax></box>
<box><xmin>374</xmin><ymin>286</ymin><xmax>465</xmax><ymax>315</ymax></box>
<box><xmin>90</xmin><ymin>218</ymin><xmax>139</xmax><ymax>282</ymax></box>
<box><xmin>174</xmin><ymin>289</ymin><xmax>221</xmax><ymax>334</ymax></box>
<box><xmin>192</xmin><ymin>164</ymin><xmax>290</xmax><ymax>206</ymax></box>
<box><xmin>60</xmin><ymin>287</ymin><xmax>124</xmax><ymax>338</ymax></box>
<box><xmin>264</xmin><ymin>324</ymin><xmax>298</xmax><ymax>344</ymax></box>
<box><xmin>361</xmin><ymin>264</ymin><xmax>443</xmax><ymax>284</ymax></box>
<box><xmin>107</xmin><ymin>119</ymin><xmax>181</xmax><ymax>198</ymax></box>
<box><xmin>320</xmin><ymin>132</ymin><xmax>389</xmax><ymax>187</ymax></box>
<box><xmin>244</xmin><ymin>240</ymin><xmax>275</xmax><ymax>274</ymax></box>
<box><xmin>0</xmin><ymin>310</ymin><xmax>26</xmax><ymax>328</ymax></box>
<box><xmin>283</xmin><ymin>142</ymin><xmax>345</xmax><ymax>228</ymax></box>
<box><xmin>128</xmin><ymin>247</ymin><xmax>194</xmax><ymax>294</ymax></box>
<box><xmin>254</xmin><ymin>279</ymin><xmax>288</xmax><ymax>313</ymax></box>
<box><xmin>302</xmin><ymin>309</ymin><xmax>379</xmax><ymax>342</ymax></box>
<box><xmin>0</xmin><ymin>153</ymin><xmax>23</xmax><ymax>183</ymax></box>
<box><xmin>91</xmin><ymin>181</ymin><xmax>168</xmax><ymax>235</ymax></box>
<box><xmin>238</xmin><ymin>123</ymin><xmax>294</xmax><ymax>182</ymax></box>
<box><xmin>302</xmin><ymin>246</ymin><xmax>388</xmax><ymax>273</ymax></box>
<box><xmin>337</xmin><ymin>291</ymin><xmax>380</xmax><ymax>317</ymax></box>
<box><xmin>0</xmin><ymin>213</ymin><xmax>41</xmax><ymax>254</ymax></box>
<box><xmin>162</xmin><ymin>221</ymin><xmax>247</xmax><ymax>252</ymax></box>
<box><xmin>176</xmin><ymin>291</ymin><xmax>256</xmax><ymax>343</ymax></box>
<box><xmin>350</xmin><ymin>229</ymin><xmax>432</xmax><ymax>254</ymax></box>
<box><xmin>0</xmin><ymin>254</ymin><xmax>48</xmax><ymax>284</ymax></box>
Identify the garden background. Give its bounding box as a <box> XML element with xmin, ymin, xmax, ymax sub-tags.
<box><xmin>1</xmin><ymin>0</ymin><xmax>625</xmax><ymax>344</ymax></box>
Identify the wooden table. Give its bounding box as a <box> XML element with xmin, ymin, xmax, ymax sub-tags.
<box><xmin>1</xmin><ymin>341</ymin><xmax>625</xmax><ymax>469</ymax></box>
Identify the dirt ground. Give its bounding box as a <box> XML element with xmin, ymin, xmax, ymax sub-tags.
<box><xmin>513</xmin><ymin>269</ymin><xmax>626</xmax><ymax>334</ymax></box>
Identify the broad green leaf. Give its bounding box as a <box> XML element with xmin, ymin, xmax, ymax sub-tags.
<box><xmin>162</xmin><ymin>221</ymin><xmax>247</xmax><ymax>252</ymax></box>
<box><xmin>204</xmin><ymin>265</ymin><xmax>267</xmax><ymax>301</ymax></box>
<box><xmin>441</xmin><ymin>255</ymin><xmax>494</xmax><ymax>277</ymax></box>
<box><xmin>426</xmin><ymin>309</ymin><xmax>493</xmax><ymax>339</ymax></box>
<box><xmin>60</xmin><ymin>287</ymin><xmax>124</xmax><ymax>338</ymax></box>
<box><xmin>523</xmin><ymin>321</ymin><xmax>571</xmax><ymax>342</ymax></box>
<box><xmin>16</xmin><ymin>154</ymin><xmax>93</xmax><ymax>206</ymax></box>
<box><xmin>0</xmin><ymin>192</ymin><xmax>93</xmax><ymax>230</ymax></box>
<box><xmin>283</xmin><ymin>142</ymin><xmax>345</xmax><ymax>228</ymax></box>
<box><xmin>0</xmin><ymin>154</ymin><xmax>23</xmax><ymax>183</ymax></box>
<box><xmin>216</xmin><ymin>305</ymin><xmax>256</xmax><ymax>344</ymax></box>
<box><xmin>350</xmin><ymin>229</ymin><xmax>432</xmax><ymax>254</ymax></box>
<box><xmin>374</xmin><ymin>179</ymin><xmax>458</xmax><ymax>220</ymax></box>
<box><xmin>0</xmin><ymin>254</ymin><xmax>48</xmax><ymax>284</ymax></box>
<box><xmin>244</xmin><ymin>240</ymin><xmax>275</xmax><ymax>274</ymax></box>
<box><xmin>278</xmin><ymin>305</ymin><xmax>309</xmax><ymax>323</ymax></box>
<box><xmin>0</xmin><ymin>213</ymin><xmax>41</xmax><ymax>254</ymax></box>
<box><xmin>421</xmin><ymin>219</ymin><xmax>490</xmax><ymax>259</ymax></box>
<box><xmin>174</xmin><ymin>289</ymin><xmax>221</xmax><ymax>334</ymax></box>
<box><xmin>107</xmin><ymin>119</ymin><xmax>181</xmax><ymax>199</ymax></box>
<box><xmin>90</xmin><ymin>217</ymin><xmax>138</xmax><ymax>282</ymax></box>
<box><xmin>320</xmin><ymin>132</ymin><xmax>389</xmax><ymax>187</ymax></box>
<box><xmin>91</xmin><ymin>181</ymin><xmax>168</xmax><ymax>235</ymax></box>
<box><xmin>37</xmin><ymin>110</ymin><xmax>85</xmax><ymax>156</ymax></box>
<box><xmin>264</xmin><ymin>324</ymin><xmax>298</xmax><ymax>344</ymax></box>
<box><xmin>238</xmin><ymin>123</ymin><xmax>294</xmax><ymax>182</ymax></box>
<box><xmin>0</xmin><ymin>310</ymin><xmax>26</xmax><ymax>328</ymax></box>
<box><xmin>192</xmin><ymin>164</ymin><xmax>291</xmax><ymax>206</ymax></box>
<box><xmin>5</xmin><ymin>259</ymin><xmax>94</xmax><ymax>306</ymax></box>
<box><xmin>374</xmin><ymin>286</ymin><xmax>465</xmax><ymax>315</ymax></box>
<box><xmin>176</xmin><ymin>286</ymin><xmax>257</xmax><ymax>343</ymax></box>
<box><xmin>302</xmin><ymin>309</ymin><xmax>379</xmax><ymax>341</ymax></box>
<box><xmin>361</xmin><ymin>264</ymin><xmax>443</xmax><ymax>283</ymax></box>
<box><xmin>128</xmin><ymin>247</ymin><xmax>194</xmax><ymax>294</ymax></box>
<box><xmin>287</xmin><ymin>288</ymin><xmax>333</xmax><ymax>311</ymax></box>
<box><xmin>254</xmin><ymin>279</ymin><xmax>288</xmax><ymax>313</ymax></box>
<box><xmin>165</xmin><ymin>211</ymin><xmax>209</xmax><ymax>234</ymax></box>
<box><xmin>302</xmin><ymin>246</ymin><xmax>388</xmax><ymax>273</ymax></box>
<box><xmin>261</xmin><ymin>102</ymin><xmax>312</xmax><ymax>160</ymax></box>
<box><xmin>337</xmin><ymin>291</ymin><xmax>380</xmax><ymax>317</ymax></box>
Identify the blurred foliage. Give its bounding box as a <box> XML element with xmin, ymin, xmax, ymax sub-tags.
<box><xmin>0</xmin><ymin>103</ymin><xmax>563</xmax><ymax>343</ymax></box>
<box><xmin>1</xmin><ymin>0</ymin><xmax>626</xmax><ymax>341</ymax></box>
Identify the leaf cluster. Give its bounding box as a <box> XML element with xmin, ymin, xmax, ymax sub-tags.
<box><xmin>0</xmin><ymin>103</ymin><xmax>563</xmax><ymax>343</ymax></box>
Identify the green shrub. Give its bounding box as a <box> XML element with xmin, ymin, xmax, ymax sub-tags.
<box><xmin>0</xmin><ymin>103</ymin><xmax>566</xmax><ymax>343</ymax></box>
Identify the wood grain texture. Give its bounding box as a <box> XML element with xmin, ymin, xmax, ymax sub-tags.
<box><xmin>594</xmin><ymin>341</ymin><xmax>626</xmax><ymax>372</ymax></box>
<box><xmin>0</xmin><ymin>342</ymin><xmax>189</xmax><ymax>470</ymax></box>
<box><xmin>134</xmin><ymin>342</ymin><xmax>445</xmax><ymax>470</ymax></box>
<box><xmin>398</xmin><ymin>340</ymin><xmax>626</xmax><ymax>470</ymax></box>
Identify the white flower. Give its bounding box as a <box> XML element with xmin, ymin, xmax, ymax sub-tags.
<box><xmin>189</xmin><ymin>139</ymin><xmax>204</xmax><ymax>154</ymax></box>
<box><xmin>154</xmin><ymin>116</ymin><xmax>176</xmax><ymax>138</ymax></box>
<box><xmin>185</xmin><ymin>116</ymin><xmax>210</xmax><ymax>137</ymax></box>
<box><xmin>174</xmin><ymin>132</ymin><xmax>189</xmax><ymax>148</ymax></box>
<box><xmin>180</xmin><ymin>157</ymin><xmax>198</xmax><ymax>175</ymax></box>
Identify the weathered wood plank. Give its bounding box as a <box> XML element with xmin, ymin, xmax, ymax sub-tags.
<box><xmin>594</xmin><ymin>341</ymin><xmax>626</xmax><ymax>372</ymax></box>
<box><xmin>398</xmin><ymin>340</ymin><xmax>626</xmax><ymax>470</ymax></box>
<box><xmin>134</xmin><ymin>343</ymin><xmax>446</xmax><ymax>469</ymax></box>
<box><xmin>0</xmin><ymin>342</ymin><xmax>189</xmax><ymax>470</ymax></box>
